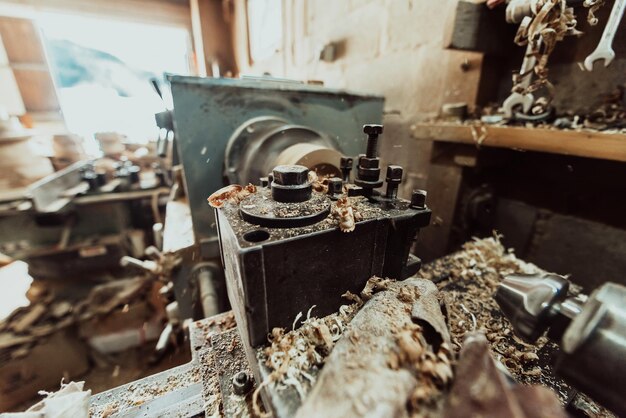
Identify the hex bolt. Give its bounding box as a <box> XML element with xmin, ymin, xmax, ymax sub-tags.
<box><xmin>385</xmin><ymin>165</ymin><xmax>403</xmax><ymax>199</ymax></box>
<box><xmin>410</xmin><ymin>189</ymin><xmax>427</xmax><ymax>209</ymax></box>
<box><xmin>271</xmin><ymin>165</ymin><xmax>312</xmax><ymax>203</ymax></box>
<box><xmin>232</xmin><ymin>371</ymin><xmax>253</xmax><ymax>396</ymax></box>
<box><xmin>327</xmin><ymin>177</ymin><xmax>343</xmax><ymax>196</ymax></box>
<box><xmin>273</xmin><ymin>165</ymin><xmax>309</xmax><ymax>186</ymax></box>
<box><xmin>363</xmin><ymin>124</ymin><xmax>383</xmax><ymax>158</ymax></box>
<box><xmin>340</xmin><ymin>156</ymin><xmax>353</xmax><ymax>182</ymax></box>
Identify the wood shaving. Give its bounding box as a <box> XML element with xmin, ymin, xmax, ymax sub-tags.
<box><xmin>308</xmin><ymin>171</ymin><xmax>328</xmax><ymax>194</ymax></box>
<box><xmin>419</xmin><ymin>233</ymin><xmax>574</xmax><ymax>400</ymax></box>
<box><xmin>331</xmin><ymin>197</ymin><xmax>363</xmax><ymax>233</ymax></box>
<box><xmin>253</xmin><ymin>298</ymin><xmax>361</xmax><ymax>413</ymax></box>
<box><xmin>512</xmin><ymin>0</ymin><xmax>583</xmax><ymax>112</ymax></box>
<box><xmin>388</xmin><ymin>323</ymin><xmax>454</xmax><ymax>410</ymax></box>
<box><xmin>208</xmin><ymin>184</ymin><xmax>257</xmax><ymax>208</ymax></box>
<box><xmin>583</xmin><ymin>0</ymin><xmax>606</xmax><ymax>25</ymax></box>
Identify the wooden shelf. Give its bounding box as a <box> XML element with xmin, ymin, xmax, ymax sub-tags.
<box><xmin>411</xmin><ymin>122</ymin><xmax>626</xmax><ymax>162</ymax></box>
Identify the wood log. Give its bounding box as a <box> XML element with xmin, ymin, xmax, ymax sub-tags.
<box><xmin>295</xmin><ymin>278</ymin><xmax>450</xmax><ymax>418</ymax></box>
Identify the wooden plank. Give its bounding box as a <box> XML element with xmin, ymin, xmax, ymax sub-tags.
<box><xmin>163</xmin><ymin>199</ymin><xmax>196</xmax><ymax>253</ymax></box>
<box><xmin>411</xmin><ymin>122</ymin><xmax>626</xmax><ymax>162</ymax></box>
<box><xmin>0</xmin><ymin>16</ymin><xmax>46</xmax><ymax>64</ymax></box>
<box><xmin>12</xmin><ymin>68</ymin><xmax>60</xmax><ymax>112</ymax></box>
<box><xmin>0</xmin><ymin>0</ymin><xmax>191</xmax><ymax>29</ymax></box>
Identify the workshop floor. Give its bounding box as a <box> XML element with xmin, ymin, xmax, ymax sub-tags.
<box><xmin>1</xmin><ymin>259</ymin><xmax>193</xmax><ymax>413</ymax></box>
<box><xmin>14</xmin><ymin>339</ymin><xmax>191</xmax><ymax>411</ymax></box>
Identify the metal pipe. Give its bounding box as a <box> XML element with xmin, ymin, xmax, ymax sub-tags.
<box><xmin>197</xmin><ymin>268</ymin><xmax>219</xmax><ymax>318</ymax></box>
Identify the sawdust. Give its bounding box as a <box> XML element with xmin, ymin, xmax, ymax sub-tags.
<box><xmin>389</xmin><ymin>323</ymin><xmax>454</xmax><ymax>411</ymax></box>
<box><xmin>419</xmin><ymin>233</ymin><xmax>574</xmax><ymax>400</ymax></box>
<box><xmin>254</xmin><ymin>300</ymin><xmax>360</xmax><ymax>414</ymax></box>
<box><xmin>331</xmin><ymin>197</ymin><xmax>360</xmax><ymax>233</ymax></box>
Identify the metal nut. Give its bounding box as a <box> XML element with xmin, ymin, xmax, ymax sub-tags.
<box><xmin>359</xmin><ymin>157</ymin><xmax>380</xmax><ymax>169</ymax></box>
<box><xmin>327</xmin><ymin>177</ymin><xmax>343</xmax><ymax>195</ymax></box>
<box><xmin>272</xmin><ymin>165</ymin><xmax>309</xmax><ymax>186</ymax></box>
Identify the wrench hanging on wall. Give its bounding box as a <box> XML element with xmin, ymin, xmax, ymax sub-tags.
<box><xmin>583</xmin><ymin>0</ymin><xmax>625</xmax><ymax>70</ymax></box>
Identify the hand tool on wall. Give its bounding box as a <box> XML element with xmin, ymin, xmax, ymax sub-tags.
<box><xmin>502</xmin><ymin>41</ymin><xmax>538</xmax><ymax>118</ymax></box>
<box><xmin>583</xmin><ymin>0</ymin><xmax>625</xmax><ymax>70</ymax></box>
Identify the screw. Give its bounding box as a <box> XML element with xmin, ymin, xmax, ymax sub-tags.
<box><xmin>385</xmin><ymin>165</ymin><xmax>403</xmax><ymax>199</ymax></box>
<box><xmin>363</xmin><ymin>124</ymin><xmax>383</xmax><ymax>158</ymax></box>
<box><xmin>232</xmin><ymin>371</ymin><xmax>253</xmax><ymax>395</ymax></box>
<box><xmin>272</xmin><ymin>165</ymin><xmax>309</xmax><ymax>186</ymax></box>
<box><xmin>339</xmin><ymin>156</ymin><xmax>353</xmax><ymax>182</ymax></box>
<box><xmin>410</xmin><ymin>189</ymin><xmax>427</xmax><ymax>209</ymax></box>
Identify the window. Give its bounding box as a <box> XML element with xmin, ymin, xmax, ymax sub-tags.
<box><xmin>247</xmin><ymin>0</ymin><xmax>282</xmax><ymax>63</ymax></box>
<box><xmin>38</xmin><ymin>13</ymin><xmax>191</xmax><ymax>151</ymax></box>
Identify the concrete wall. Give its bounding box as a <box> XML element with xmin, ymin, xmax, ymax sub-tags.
<box><xmin>234</xmin><ymin>0</ymin><xmax>483</xmax><ymax>198</ymax></box>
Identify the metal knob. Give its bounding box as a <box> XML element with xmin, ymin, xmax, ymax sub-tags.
<box><xmin>410</xmin><ymin>190</ymin><xmax>427</xmax><ymax>209</ymax></box>
<box><xmin>494</xmin><ymin>273</ymin><xmax>570</xmax><ymax>342</ymax></box>
<box><xmin>271</xmin><ymin>165</ymin><xmax>312</xmax><ymax>203</ymax></box>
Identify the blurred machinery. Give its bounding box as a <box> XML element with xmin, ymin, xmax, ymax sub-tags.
<box><xmin>0</xmin><ymin>159</ymin><xmax>168</xmax><ymax>292</ymax></box>
<box><xmin>91</xmin><ymin>116</ymin><xmax>432</xmax><ymax>417</ymax></box>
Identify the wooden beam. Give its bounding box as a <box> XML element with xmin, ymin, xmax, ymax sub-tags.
<box><xmin>194</xmin><ymin>0</ymin><xmax>238</xmax><ymax>77</ymax></box>
<box><xmin>0</xmin><ymin>0</ymin><xmax>191</xmax><ymax>29</ymax></box>
<box><xmin>412</xmin><ymin>122</ymin><xmax>626</xmax><ymax>163</ymax></box>
<box><xmin>0</xmin><ymin>16</ymin><xmax>46</xmax><ymax>64</ymax></box>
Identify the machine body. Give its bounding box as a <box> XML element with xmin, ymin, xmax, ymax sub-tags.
<box><xmin>495</xmin><ymin>274</ymin><xmax>626</xmax><ymax>416</ymax></box>
<box><xmin>170</xmin><ymin>76</ymin><xmax>384</xmax><ymax>258</ymax></box>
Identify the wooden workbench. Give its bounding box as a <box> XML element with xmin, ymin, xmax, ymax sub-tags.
<box><xmin>411</xmin><ymin>121</ymin><xmax>626</xmax><ymax>162</ymax></box>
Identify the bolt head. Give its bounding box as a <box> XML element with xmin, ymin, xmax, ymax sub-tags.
<box><xmin>340</xmin><ymin>156</ymin><xmax>353</xmax><ymax>168</ymax></box>
<box><xmin>386</xmin><ymin>165</ymin><xmax>403</xmax><ymax>180</ymax></box>
<box><xmin>411</xmin><ymin>189</ymin><xmax>427</xmax><ymax>209</ymax></box>
<box><xmin>273</xmin><ymin>165</ymin><xmax>309</xmax><ymax>186</ymax></box>
<box><xmin>232</xmin><ymin>371</ymin><xmax>252</xmax><ymax>395</ymax></box>
<box><xmin>363</xmin><ymin>124</ymin><xmax>384</xmax><ymax>135</ymax></box>
<box><xmin>327</xmin><ymin>177</ymin><xmax>343</xmax><ymax>195</ymax></box>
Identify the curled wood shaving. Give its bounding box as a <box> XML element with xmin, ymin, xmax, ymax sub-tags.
<box><xmin>331</xmin><ymin>197</ymin><xmax>363</xmax><ymax>233</ymax></box>
<box><xmin>583</xmin><ymin>0</ymin><xmax>606</xmax><ymax>25</ymax></box>
<box><xmin>512</xmin><ymin>0</ymin><xmax>582</xmax><ymax>112</ymax></box>
<box><xmin>470</xmin><ymin>123</ymin><xmax>488</xmax><ymax>146</ymax></box>
<box><xmin>254</xmin><ymin>298</ymin><xmax>361</xmax><ymax>412</ymax></box>
<box><xmin>359</xmin><ymin>276</ymin><xmax>392</xmax><ymax>301</ymax></box>
<box><xmin>207</xmin><ymin>184</ymin><xmax>257</xmax><ymax>208</ymax></box>
<box><xmin>387</xmin><ymin>322</ymin><xmax>454</xmax><ymax>410</ymax></box>
<box><xmin>308</xmin><ymin>171</ymin><xmax>328</xmax><ymax>194</ymax></box>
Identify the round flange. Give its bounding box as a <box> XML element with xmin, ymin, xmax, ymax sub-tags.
<box><xmin>239</xmin><ymin>188</ymin><xmax>330</xmax><ymax>228</ymax></box>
